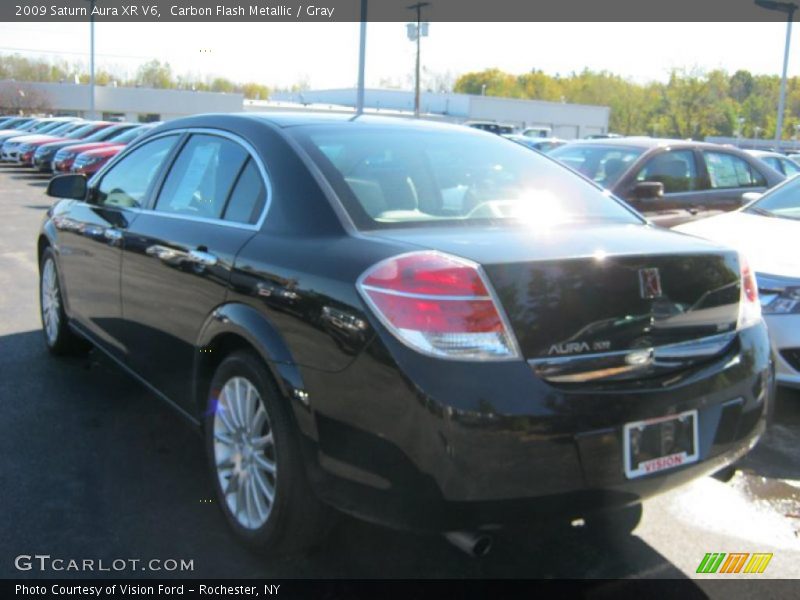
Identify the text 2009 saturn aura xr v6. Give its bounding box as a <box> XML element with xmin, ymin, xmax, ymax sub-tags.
<box><xmin>38</xmin><ymin>114</ymin><xmax>773</xmax><ymax>555</ymax></box>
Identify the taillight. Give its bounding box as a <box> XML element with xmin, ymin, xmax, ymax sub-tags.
<box><xmin>738</xmin><ymin>253</ymin><xmax>762</xmax><ymax>330</ymax></box>
<box><xmin>357</xmin><ymin>251</ymin><xmax>521</xmax><ymax>360</ymax></box>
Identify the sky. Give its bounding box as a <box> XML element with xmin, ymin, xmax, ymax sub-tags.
<box><xmin>0</xmin><ymin>21</ymin><xmax>797</xmax><ymax>90</ymax></box>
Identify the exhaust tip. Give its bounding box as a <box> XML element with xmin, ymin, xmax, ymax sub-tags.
<box><xmin>444</xmin><ymin>530</ymin><xmax>494</xmax><ymax>558</ymax></box>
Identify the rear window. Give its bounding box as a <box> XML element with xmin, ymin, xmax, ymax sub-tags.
<box><xmin>294</xmin><ymin>126</ymin><xmax>640</xmax><ymax>230</ymax></box>
<box><xmin>549</xmin><ymin>143</ymin><xmax>644</xmax><ymax>187</ymax></box>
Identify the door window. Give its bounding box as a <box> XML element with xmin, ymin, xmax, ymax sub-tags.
<box><xmin>154</xmin><ymin>134</ymin><xmax>248</xmax><ymax>220</ymax></box>
<box><xmin>703</xmin><ymin>151</ymin><xmax>766</xmax><ymax>188</ymax></box>
<box><xmin>781</xmin><ymin>158</ymin><xmax>800</xmax><ymax>176</ymax></box>
<box><xmin>96</xmin><ymin>135</ymin><xmax>179</xmax><ymax>208</ymax></box>
<box><xmin>762</xmin><ymin>156</ymin><xmax>783</xmax><ymax>173</ymax></box>
<box><xmin>635</xmin><ymin>150</ymin><xmax>699</xmax><ymax>193</ymax></box>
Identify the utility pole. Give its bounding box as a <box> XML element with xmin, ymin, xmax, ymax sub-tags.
<box><xmin>754</xmin><ymin>1</ymin><xmax>798</xmax><ymax>143</ymax></box>
<box><xmin>407</xmin><ymin>2</ymin><xmax>430</xmax><ymax>118</ymax></box>
<box><xmin>356</xmin><ymin>0</ymin><xmax>367</xmax><ymax>115</ymax></box>
<box><xmin>87</xmin><ymin>0</ymin><xmax>96</xmax><ymax>119</ymax></box>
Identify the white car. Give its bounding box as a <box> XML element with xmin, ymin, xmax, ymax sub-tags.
<box><xmin>674</xmin><ymin>178</ymin><xmax>800</xmax><ymax>388</ymax></box>
<box><xmin>745</xmin><ymin>149</ymin><xmax>800</xmax><ymax>178</ymax></box>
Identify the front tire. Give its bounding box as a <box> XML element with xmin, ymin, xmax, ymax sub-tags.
<box><xmin>39</xmin><ymin>247</ymin><xmax>88</xmax><ymax>355</ymax></box>
<box><xmin>204</xmin><ymin>350</ymin><xmax>330</xmax><ymax>554</ymax></box>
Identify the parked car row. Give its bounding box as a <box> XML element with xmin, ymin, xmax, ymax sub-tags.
<box><xmin>0</xmin><ymin>115</ymin><xmax>161</xmax><ymax>176</ymax></box>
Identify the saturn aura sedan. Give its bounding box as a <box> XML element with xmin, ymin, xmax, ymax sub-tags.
<box><xmin>39</xmin><ymin>114</ymin><xmax>773</xmax><ymax>554</ymax></box>
<box><xmin>676</xmin><ymin>176</ymin><xmax>800</xmax><ymax>389</ymax></box>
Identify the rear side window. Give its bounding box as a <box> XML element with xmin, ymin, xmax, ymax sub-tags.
<box><xmin>223</xmin><ymin>159</ymin><xmax>267</xmax><ymax>224</ymax></box>
<box><xmin>703</xmin><ymin>151</ymin><xmax>766</xmax><ymax>189</ymax></box>
<box><xmin>154</xmin><ymin>134</ymin><xmax>248</xmax><ymax>219</ymax></box>
<box><xmin>96</xmin><ymin>135</ymin><xmax>179</xmax><ymax>208</ymax></box>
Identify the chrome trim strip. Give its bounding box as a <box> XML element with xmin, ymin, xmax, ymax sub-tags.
<box><xmin>359</xmin><ymin>284</ymin><xmax>492</xmax><ymax>302</ymax></box>
<box><xmin>86</xmin><ymin>127</ymin><xmax>272</xmax><ymax>232</ymax></box>
<box><xmin>529</xmin><ymin>331</ymin><xmax>737</xmax><ymax>383</ymax></box>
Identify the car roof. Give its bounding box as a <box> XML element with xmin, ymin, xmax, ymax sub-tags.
<box><xmin>156</xmin><ymin>112</ymin><xmax>494</xmax><ymax>134</ymax></box>
<box><xmin>561</xmin><ymin>136</ymin><xmax>732</xmax><ymax>151</ymax></box>
<box><xmin>745</xmin><ymin>149</ymin><xmax>784</xmax><ymax>159</ymax></box>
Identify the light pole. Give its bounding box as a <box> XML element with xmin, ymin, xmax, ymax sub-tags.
<box><xmin>356</xmin><ymin>0</ymin><xmax>367</xmax><ymax>115</ymax></box>
<box><xmin>755</xmin><ymin>0</ymin><xmax>798</xmax><ymax>143</ymax></box>
<box><xmin>86</xmin><ymin>0</ymin><xmax>96</xmax><ymax>119</ymax></box>
<box><xmin>406</xmin><ymin>2</ymin><xmax>430</xmax><ymax>118</ymax></box>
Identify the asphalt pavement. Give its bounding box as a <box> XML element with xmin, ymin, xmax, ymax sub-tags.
<box><xmin>0</xmin><ymin>164</ymin><xmax>798</xmax><ymax>589</ymax></box>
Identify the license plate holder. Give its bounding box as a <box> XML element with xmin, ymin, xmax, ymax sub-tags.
<box><xmin>623</xmin><ymin>410</ymin><xmax>699</xmax><ymax>479</ymax></box>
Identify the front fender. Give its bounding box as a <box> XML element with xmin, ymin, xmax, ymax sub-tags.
<box><xmin>194</xmin><ymin>302</ymin><xmax>317</xmax><ymax>440</ymax></box>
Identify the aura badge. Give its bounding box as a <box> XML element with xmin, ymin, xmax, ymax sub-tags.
<box><xmin>696</xmin><ymin>552</ymin><xmax>773</xmax><ymax>574</ymax></box>
<box><xmin>638</xmin><ymin>267</ymin><xmax>663</xmax><ymax>299</ymax></box>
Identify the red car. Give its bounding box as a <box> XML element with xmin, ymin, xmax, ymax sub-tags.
<box><xmin>1</xmin><ymin>121</ymin><xmax>87</xmax><ymax>164</ymax></box>
<box><xmin>16</xmin><ymin>121</ymin><xmax>113</xmax><ymax>167</ymax></box>
<box><xmin>68</xmin><ymin>123</ymin><xmax>160</xmax><ymax>175</ymax></box>
<box><xmin>49</xmin><ymin>123</ymin><xmax>142</xmax><ymax>173</ymax></box>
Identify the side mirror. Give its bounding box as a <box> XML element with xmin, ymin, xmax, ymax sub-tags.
<box><xmin>741</xmin><ymin>192</ymin><xmax>762</xmax><ymax>205</ymax></box>
<box><xmin>46</xmin><ymin>174</ymin><xmax>87</xmax><ymax>200</ymax></box>
<box><xmin>631</xmin><ymin>181</ymin><xmax>664</xmax><ymax>201</ymax></box>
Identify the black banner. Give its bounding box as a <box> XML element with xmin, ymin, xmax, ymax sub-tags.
<box><xmin>5</xmin><ymin>579</ymin><xmax>800</xmax><ymax>600</ymax></box>
<box><xmin>2</xmin><ymin>0</ymin><xmax>799</xmax><ymax>23</ymax></box>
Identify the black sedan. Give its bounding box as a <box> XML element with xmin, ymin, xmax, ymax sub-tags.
<box><xmin>38</xmin><ymin>114</ymin><xmax>773</xmax><ymax>555</ymax></box>
<box><xmin>549</xmin><ymin>137</ymin><xmax>785</xmax><ymax>227</ymax></box>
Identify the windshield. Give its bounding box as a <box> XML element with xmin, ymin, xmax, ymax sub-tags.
<box><xmin>549</xmin><ymin>143</ymin><xmax>645</xmax><ymax>187</ymax></box>
<box><xmin>0</xmin><ymin>118</ymin><xmax>30</xmax><ymax>130</ymax></box>
<box><xmin>30</xmin><ymin>121</ymin><xmax>66</xmax><ymax>134</ymax></box>
<box><xmin>747</xmin><ymin>176</ymin><xmax>800</xmax><ymax>220</ymax></box>
<box><xmin>81</xmin><ymin>123</ymin><xmax>134</xmax><ymax>143</ymax></box>
<box><xmin>294</xmin><ymin>125</ymin><xmax>641</xmax><ymax>230</ymax></box>
<box><xmin>64</xmin><ymin>123</ymin><xmax>104</xmax><ymax>139</ymax></box>
<box><xmin>108</xmin><ymin>125</ymin><xmax>148</xmax><ymax>143</ymax></box>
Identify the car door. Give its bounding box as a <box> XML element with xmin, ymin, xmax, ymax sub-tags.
<box><xmin>622</xmin><ymin>148</ymin><xmax>707</xmax><ymax>227</ymax></box>
<box><xmin>54</xmin><ymin>134</ymin><xmax>180</xmax><ymax>358</ymax></box>
<box><xmin>120</xmin><ymin>130</ymin><xmax>268</xmax><ymax>410</ymax></box>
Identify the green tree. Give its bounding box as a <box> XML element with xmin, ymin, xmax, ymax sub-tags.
<box><xmin>135</xmin><ymin>59</ymin><xmax>173</xmax><ymax>89</ymax></box>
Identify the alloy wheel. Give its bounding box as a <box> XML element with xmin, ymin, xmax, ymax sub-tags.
<box><xmin>213</xmin><ymin>376</ymin><xmax>277</xmax><ymax>530</ymax></box>
<box><xmin>41</xmin><ymin>258</ymin><xmax>61</xmax><ymax>345</ymax></box>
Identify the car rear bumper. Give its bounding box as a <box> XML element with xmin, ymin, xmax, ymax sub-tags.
<box><xmin>299</xmin><ymin>322</ymin><xmax>773</xmax><ymax>531</ymax></box>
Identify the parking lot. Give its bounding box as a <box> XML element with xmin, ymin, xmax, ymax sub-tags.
<box><xmin>1</xmin><ymin>164</ymin><xmax>799</xmax><ymax>584</ymax></box>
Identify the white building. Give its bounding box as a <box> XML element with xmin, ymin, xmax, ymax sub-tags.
<box><xmin>270</xmin><ymin>88</ymin><xmax>610</xmax><ymax>139</ymax></box>
<box><xmin>0</xmin><ymin>80</ymin><xmax>243</xmax><ymax>122</ymax></box>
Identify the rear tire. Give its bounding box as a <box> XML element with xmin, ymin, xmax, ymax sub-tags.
<box><xmin>204</xmin><ymin>350</ymin><xmax>331</xmax><ymax>555</ymax></box>
<box><xmin>39</xmin><ymin>247</ymin><xmax>89</xmax><ymax>356</ymax></box>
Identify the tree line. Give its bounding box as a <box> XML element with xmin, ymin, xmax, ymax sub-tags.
<box><xmin>3</xmin><ymin>54</ymin><xmax>796</xmax><ymax>140</ymax></box>
<box><xmin>454</xmin><ymin>67</ymin><xmax>799</xmax><ymax>140</ymax></box>
<box><xmin>0</xmin><ymin>55</ymin><xmax>271</xmax><ymax>100</ymax></box>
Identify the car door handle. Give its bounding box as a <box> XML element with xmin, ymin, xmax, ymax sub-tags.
<box><xmin>187</xmin><ymin>250</ymin><xmax>218</xmax><ymax>267</ymax></box>
<box><xmin>104</xmin><ymin>228</ymin><xmax>123</xmax><ymax>241</ymax></box>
